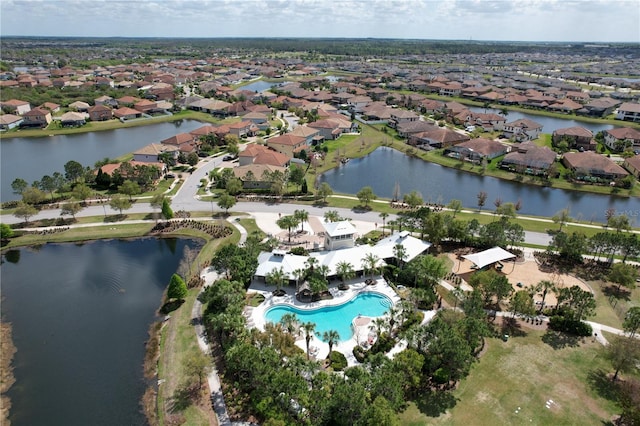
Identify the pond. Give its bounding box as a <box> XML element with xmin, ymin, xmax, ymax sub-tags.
<box><xmin>467</xmin><ymin>106</ymin><xmax>616</xmax><ymax>134</ymax></box>
<box><xmin>1</xmin><ymin>237</ymin><xmax>200</xmax><ymax>426</ymax></box>
<box><xmin>240</xmin><ymin>80</ymin><xmax>292</xmax><ymax>93</ymax></box>
<box><xmin>320</xmin><ymin>147</ymin><xmax>640</xmax><ymax>224</ymax></box>
<box><xmin>1</xmin><ymin>119</ymin><xmax>204</xmax><ymax>202</ymax></box>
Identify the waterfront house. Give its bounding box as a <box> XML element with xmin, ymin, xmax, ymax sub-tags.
<box><xmin>502</xmin><ymin>118</ymin><xmax>543</xmax><ymax>141</ymax></box>
<box><xmin>289</xmin><ymin>125</ymin><xmax>321</xmax><ymax>145</ymax></box>
<box><xmin>0</xmin><ymin>114</ymin><xmax>23</xmax><ymax>130</ymax></box>
<box><xmin>409</xmin><ymin>127</ymin><xmax>470</xmax><ymax>148</ymax></box>
<box><xmin>623</xmin><ymin>155</ymin><xmax>640</xmax><ymax>179</ymax></box>
<box><xmin>500</xmin><ymin>141</ymin><xmax>556</xmax><ymax>175</ymax></box>
<box><xmin>396</xmin><ymin>121</ymin><xmax>437</xmax><ymax>138</ymax></box>
<box><xmin>583</xmin><ymin>97</ymin><xmax>619</xmax><ymax>118</ymax></box>
<box><xmin>87</xmin><ymin>105</ymin><xmax>113</xmax><ymax>121</ymax></box>
<box><xmin>133</xmin><ymin>143</ymin><xmax>179</xmax><ymax>163</ymax></box>
<box><xmin>21</xmin><ymin>107</ymin><xmax>52</xmax><ymax>127</ymax></box>
<box><xmin>616</xmin><ymin>102</ymin><xmax>640</xmax><ymax>122</ymax></box>
<box><xmin>603</xmin><ymin>127</ymin><xmax>640</xmax><ymax>152</ymax></box>
<box><xmin>562</xmin><ymin>151</ymin><xmax>629</xmax><ymax>181</ymax></box>
<box><xmin>444</xmin><ymin>138</ymin><xmax>507</xmax><ymax>162</ymax></box>
<box><xmin>552</xmin><ymin>126</ymin><xmax>595</xmax><ymax>151</ymax></box>
<box><xmin>113</xmin><ymin>107</ymin><xmax>142</xmax><ymax>120</ymax></box>
<box><xmin>60</xmin><ymin>111</ymin><xmax>87</xmax><ymax>127</ymax></box>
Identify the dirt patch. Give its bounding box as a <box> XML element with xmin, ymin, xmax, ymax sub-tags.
<box><xmin>1</xmin><ymin>321</ymin><xmax>16</xmax><ymax>426</ymax></box>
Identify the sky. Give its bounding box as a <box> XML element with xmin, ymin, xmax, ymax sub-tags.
<box><xmin>1</xmin><ymin>0</ymin><xmax>639</xmax><ymax>43</ymax></box>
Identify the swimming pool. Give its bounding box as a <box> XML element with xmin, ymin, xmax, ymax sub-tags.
<box><xmin>264</xmin><ymin>292</ymin><xmax>392</xmax><ymax>342</ymax></box>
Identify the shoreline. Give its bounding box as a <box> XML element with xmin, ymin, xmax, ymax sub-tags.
<box><xmin>0</xmin><ymin>321</ymin><xmax>17</xmax><ymax>426</ymax></box>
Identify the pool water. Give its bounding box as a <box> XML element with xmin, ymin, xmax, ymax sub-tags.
<box><xmin>264</xmin><ymin>292</ymin><xmax>392</xmax><ymax>341</ymax></box>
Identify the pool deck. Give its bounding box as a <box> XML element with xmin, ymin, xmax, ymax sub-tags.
<box><xmin>247</xmin><ymin>275</ymin><xmax>403</xmax><ymax>366</ymax></box>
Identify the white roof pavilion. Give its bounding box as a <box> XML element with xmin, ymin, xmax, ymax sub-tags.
<box><xmin>462</xmin><ymin>246</ymin><xmax>515</xmax><ymax>270</ymax></box>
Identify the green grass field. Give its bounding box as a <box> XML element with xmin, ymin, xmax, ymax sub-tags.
<box><xmin>399</xmin><ymin>330</ymin><xmax>624</xmax><ymax>426</ymax></box>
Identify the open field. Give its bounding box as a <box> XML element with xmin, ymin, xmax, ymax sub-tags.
<box><xmin>399</xmin><ymin>330</ymin><xmax>625</xmax><ymax>426</ymax></box>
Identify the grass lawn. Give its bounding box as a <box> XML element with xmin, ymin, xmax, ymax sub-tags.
<box><xmin>589</xmin><ymin>279</ymin><xmax>640</xmax><ymax>330</ymax></box>
<box><xmin>157</xmin><ymin>289</ymin><xmax>214</xmax><ymax>426</ymax></box>
<box><xmin>399</xmin><ymin>330</ymin><xmax>622</xmax><ymax>426</ymax></box>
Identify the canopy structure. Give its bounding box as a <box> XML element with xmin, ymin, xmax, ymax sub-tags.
<box><xmin>462</xmin><ymin>247</ymin><xmax>515</xmax><ymax>270</ymax></box>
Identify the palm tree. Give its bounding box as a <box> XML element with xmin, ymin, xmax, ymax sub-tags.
<box><xmin>371</xmin><ymin>317</ymin><xmax>388</xmax><ymax>337</ymax></box>
<box><xmin>294</xmin><ymin>209</ymin><xmax>309</xmax><ymax>233</ymax></box>
<box><xmin>362</xmin><ymin>252</ymin><xmax>380</xmax><ymax>280</ymax></box>
<box><xmin>266</xmin><ymin>266</ymin><xmax>287</xmax><ymax>295</ymax></box>
<box><xmin>379</xmin><ymin>212</ymin><xmax>389</xmax><ymax>236</ymax></box>
<box><xmin>276</xmin><ymin>215</ymin><xmax>300</xmax><ymax>243</ymax></box>
<box><xmin>301</xmin><ymin>322</ymin><xmax>316</xmax><ymax>360</ymax></box>
<box><xmin>305</xmin><ymin>256</ymin><xmax>319</xmax><ymax>274</ymax></box>
<box><xmin>292</xmin><ymin>268</ymin><xmax>306</xmax><ymax>293</ymax></box>
<box><xmin>336</xmin><ymin>261</ymin><xmax>355</xmax><ymax>288</ymax></box>
<box><xmin>535</xmin><ymin>280</ymin><xmax>556</xmax><ymax>313</ymax></box>
<box><xmin>280</xmin><ymin>313</ymin><xmax>299</xmax><ymax>335</ymax></box>
<box><xmin>393</xmin><ymin>243</ymin><xmax>408</xmax><ymax>269</ymax></box>
<box><xmin>323</xmin><ymin>210</ymin><xmax>340</xmax><ymax>223</ymax></box>
<box><xmin>322</xmin><ymin>329</ymin><xmax>340</xmax><ymax>358</ymax></box>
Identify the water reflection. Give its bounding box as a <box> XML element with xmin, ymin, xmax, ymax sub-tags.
<box><xmin>320</xmin><ymin>147</ymin><xmax>640</xmax><ymax>223</ymax></box>
<box><xmin>1</xmin><ymin>237</ymin><xmax>200</xmax><ymax>426</ymax></box>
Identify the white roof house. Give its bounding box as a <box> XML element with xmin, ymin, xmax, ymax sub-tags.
<box><xmin>323</xmin><ymin>220</ymin><xmax>357</xmax><ymax>251</ymax></box>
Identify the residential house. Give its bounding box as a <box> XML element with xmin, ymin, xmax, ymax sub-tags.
<box><xmin>502</xmin><ymin>118</ymin><xmax>543</xmax><ymax>141</ymax></box>
<box><xmin>94</xmin><ymin>95</ymin><xmax>118</xmax><ymax>107</ymax></box>
<box><xmin>1</xmin><ymin>99</ymin><xmax>31</xmax><ymax>115</ymax></box>
<box><xmin>500</xmin><ymin>141</ymin><xmax>556</xmax><ymax>175</ymax></box>
<box><xmin>444</xmin><ymin>138</ymin><xmax>507</xmax><ymax>163</ymax></box>
<box><xmin>87</xmin><ymin>105</ymin><xmax>113</xmax><ymax>121</ymax></box>
<box><xmin>59</xmin><ymin>111</ymin><xmax>87</xmax><ymax>127</ymax></box>
<box><xmin>289</xmin><ymin>125</ymin><xmax>321</xmax><ymax>145</ymax></box>
<box><xmin>346</xmin><ymin>95</ymin><xmax>372</xmax><ymax>113</ymax></box>
<box><xmin>243</xmin><ymin>111</ymin><xmax>270</xmax><ymax>130</ymax></box>
<box><xmin>552</xmin><ymin>127</ymin><xmax>595</xmax><ymax>151</ymax></box>
<box><xmin>616</xmin><ymin>102</ymin><xmax>640</xmax><ymax>122</ymax></box>
<box><xmin>113</xmin><ymin>107</ymin><xmax>143</xmax><ymax>120</ymax></box>
<box><xmin>603</xmin><ymin>127</ymin><xmax>640</xmax><ymax>152</ymax></box>
<box><xmin>39</xmin><ymin>102</ymin><xmax>61</xmax><ymax>113</ymax></box>
<box><xmin>409</xmin><ymin>127</ymin><xmax>470</xmax><ymax>148</ymax></box>
<box><xmin>227</xmin><ymin>120</ymin><xmax>258</xmax><ymax>138</ymax></box>
<box><xmin>583</xmin><ymin>97</ymin><xmax>619</xmax><ymax>117</ymax></box>
<box><xmin>389</xmin><ymin>109</ymin><xmax>420</xmax><ymax>129</ymax></box>
<box><xmin>0</xmin><ymin>114</ymin><xmax>23</xmax><ymax>130</ymax></box>
<box><xmin>117</xmin><ymin>96</ymin><xmax>142</xmax><ymax>107</ymax></box>
<box><xmin>267</xmin><ymin>134</ymin><xmax>308</xmax><ymax>158</ymax></box>
<box><xmin>21</xmin><ymin>107</ymin><xmax>52</xmax><ymax>127</ymax></box>
<box><xmin>134</xmin><ymin>99</ymin><xmax>157</xmax><ymax>114</ymax></box>
<box><xmin>562</xmin><ymin>151</ymin><xmax>629</xmax><ymax>181</ymax></box>
<box><xmin>161</xmin><ymin>133</ymin><xmax>199</xmax><ymax>153</ymax></box>
<box><xmin>396</xmin><ymin>121</ymin><xmax>438</xmax><ymax>138</ymax></box>
<box><xmin>238</xmin><ymin>144</ymin><xmax>289</xmax><ymax>167</ymax></box>
<box><xmin>68</xmin><ymin>101</ymin><xmax>90</xmax><ymax>112</ymax></box>
<box><xmin>232</xmin><ymin>164</ymin><xmax>288</xmax><ymax>190</ymax></box>
<box><xmin>307</xmin><ymin>118</ymin><xmax>350</xmax><ymax>140</ymax></box>
<box><xmin>133</xmin><ymin>143</ymin><xmax>179</xmax><ymax>163</ymax></box>
<box><xmin>623</xmin><ymin>155</ymin><xmax>640</xmax><ymax>179</ymax></box>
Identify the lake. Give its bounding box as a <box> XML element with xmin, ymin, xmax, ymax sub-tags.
<box><xmin>0</xmin><ymin>119</ymin><xmax>204</xmax><ymax>202</ymax></box>
<box><xmin>241</xmin><ymin>80</ymin><xmax>292</xmax><ymax>93</ymax></box>
<box><xmin>1</xmin><ymin>237</ymin><xmax>200</xmax><ymax>426</ymax></box>
<box><xmin>320</xmin><ymin>147</ymin><xmax>640</xmax><ymax>224</ymax></box>
<box><xmin>468</xmin><ymin>106</ymin><xmax>616</xmax><ymax>134</ymax></box>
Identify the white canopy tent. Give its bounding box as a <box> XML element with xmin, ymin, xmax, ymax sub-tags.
<box><xmin>462</xmin><ymin>247</ymin><xmax>515</xmax><ymax>270</ymax></box>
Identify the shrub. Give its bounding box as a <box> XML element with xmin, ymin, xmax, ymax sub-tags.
<box><xmin>548</xmin><ymin>315</ymin><xmax>592</xmax><ymax>336</ymax></box>
<box><xmin>399</xmin><ymin>310</ymin><xmax>424</xmax><ymax>332</ymax></box>
<box><xmin>352</xmin><ymin>345</ymin><xmax>366</xmax><ymax>363</ymax></box>
<box><xmin>329</xmin><ymin>351</ymin><xmax>347</xmax><ymax>371</ymax></box>
<box><xmin>289</xmin><ymin>247</ymin><xmax>309</xmax><ymax>256</ymax></box>
<box><xmin>369</xmin><ymin>332</ymin><xmax>395</xmax><ymax>354</ymax></box>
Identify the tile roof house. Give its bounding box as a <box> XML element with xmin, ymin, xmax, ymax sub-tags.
<box><xmin>21</xmin><ymin>107</ymin><xmax>52</xmax><ymax>127</ymax></box>
<box><xmin>238</xmin><ymin>144</ymin><xmax>289</xmax><ymax>167</ymax></box>
<box><xmin>562</xmin><ymin>151</ymin><xmax>629</xmax><ymax>181</ymax></box>
<box><xmin>623</xmin><ymin>155</ymin><xmax>640</xmax><ymax>178</ymax></box>
<box><xmin>39</xmin><ymin>102</ymin><xmax>61</xmax><ymax>113</ymax></box>
<box><xmin>232</xmin><ymin>164</ymin><xmax>288</xmax><ymax>190</ymax></box>
<box><xmin>68</xmin><ymin>101</ymin><xmax>91</xmax><ymax>112</ymax></box>
<box><xmin>389</xmin><ymin>109</ymin><xmax>420</xmax><ymax>129</ymax></box>
<box><xmin>616</xmin><ymin>102</ymin><xmax>640</xmax><ymax>122</ymax></box>
<box><xmin>266</xmin><ymin>134</ymin><xmax>308</xmax><ymax>158</ymax></box>
<box><xmin>500</xmin><ymin>141</ymin><xmax>556</xmax><ymax>175</ymax></box>
<box><xmin>396</xmin><ymin>121</ymin><xmax>438</xmax><ymax>138</ymax></box>
<box><xmin>409</xmin><ymin>127</ymin><xmax>471</xmax><ymax>148</ymax></box>
<box><xmin>444</xmin><ymin>138</ymin><xmax>508</xmax><ymax>162</ymax></box>
<box><xmin>60</xmin><ymin>111</ymin><xmax>87</xmax><ymax>127</ymax></box>
<box><xmin>0</xmin><ymin>114</ymin><xmax>23</xmax><ymax>130</ymax></box>
<box><xmin>227</xmin><ymin>120</ymin><xmax>258</xmax><ymax>138</ymax></box>
<box><xmin>552</xmin><ymin>126</ymin><xmax>595</xmax><ymax>151</ymax></box>
<box><xmin>1</xmin><ymin>99</ymin><xmax>31</xmax><ymax>115</ymax></box>
<box><xmin>113</xmin><ymin>107</ymin><xmax>142</xmax><ymax>120</ymax></box>
<box><xmin>603</xmin><ymin>127</ymin><xmax>640</xmax><ymax>152</ymax></box>
<box><xmin>289</xmin><ymin>125</ymin><xmax>321</xmax><ymax>144</ymax></box>
<box><xmin>502</xmin><ymin>118</ymin><xmax>543</xmax><ymax>141</ymax></box>
<box><xmin>87</xmin><ymin>105</ymin><xmax>113</xmax><ymax>121</ymax></box>
<box><xmin>133</xmin><ymin>143</ymin><xmax>179</xmax><ymax>163</ymax></box>
<box><xmin>583</xmin><ymin>97</ymin><xmax>619</xmax><ymax>117</ymax></box>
